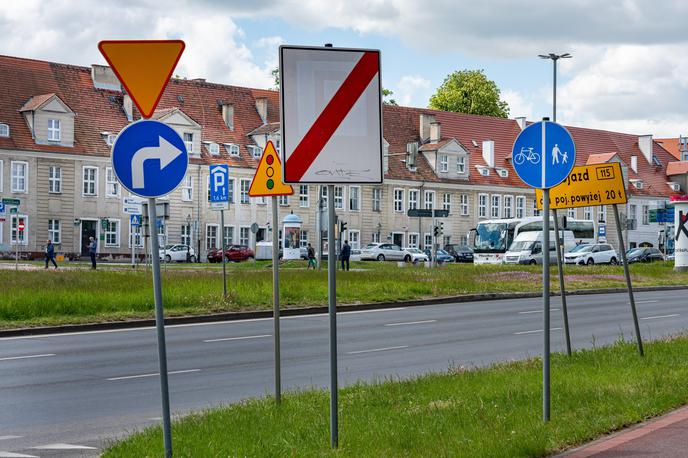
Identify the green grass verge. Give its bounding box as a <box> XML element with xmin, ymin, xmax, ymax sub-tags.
<box><xmin>0</xmin><ymin>262</ymin><xmax>685</xmax><ymax>329</ymax></box>
<box><xmin>103</xmin><ymin>336</ymin><xmax>688</xmax><ymax>457</ymax></box>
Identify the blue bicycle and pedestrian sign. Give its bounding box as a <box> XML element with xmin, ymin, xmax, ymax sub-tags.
<box><xmin>512</xmin><ymin>121</ymin><xmax>576</xmax><ymax>189</ymax></box>
<box><xmin>112</xmin><ymin>120</ymin><xmax>188</xmax><ymax>198</ymax></box>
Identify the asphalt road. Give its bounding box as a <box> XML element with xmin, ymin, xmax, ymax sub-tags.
<box><xmin>1</xmin><ymin>289</ymin><xmax>686</xmax><ymax>457</ymax></box>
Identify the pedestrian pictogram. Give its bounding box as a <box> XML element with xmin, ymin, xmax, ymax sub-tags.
<box><xmin>249</xmin><ymin>141</ymin><xmax>293</xmax><ymax>197</ymax></box>
<box><xmin>130</xmin><ymin>214</ymin><xmax>142</xmax><ymax>227</ymax></box>
<box><xmin>98</xmin><ymin>40</ymin><xmax>185</xmax><ymax>118</ymax></box>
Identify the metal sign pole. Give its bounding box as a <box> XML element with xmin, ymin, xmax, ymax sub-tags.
<box><xmin>272</xmin><ymin>195</ymin><xmax>281</xmax><ymax>403</ymax></box>
<box><xmin>147</xmin><ymin>198</ymin><xmax>173</xmax><ymax>458</ymax></box>
<box><xmin>221</xmin><ymin>209</ymin><xmax>227</xmax><ymax>298</ymax></box>
<box><xmin>551</xmin><ymin>209</ymin><xmax>572</xmax><ymax>356</ymax></box>
<box><xmin>327</xmin><ymin>184</ymin><xmax>338</xmax><ymax>448</ymax></box>
<box><xmin>132</xmin><ymin>227</ymin><xmax>136</xmax><ymax>268</ymax></box>
<box><xmin>613</xmin><ymin>204</ymin><xmax>644</xmax><ymax>356</ymax></box>
<box><xmin>543</xmin><ymin>188</ymin><xmax>551</xmax><ymax>422</ymax></box>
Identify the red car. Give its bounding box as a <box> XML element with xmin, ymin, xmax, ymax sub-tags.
<box><xmin>207</xmin><ymin>245</ymin><xmax>255</xmax><ymax>263</ymax></box>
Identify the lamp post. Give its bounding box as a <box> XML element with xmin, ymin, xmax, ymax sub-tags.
<box><xmin>538</xmin><ymin>53</ymin><xmax>571</xmax><ymax>124</ymax></box>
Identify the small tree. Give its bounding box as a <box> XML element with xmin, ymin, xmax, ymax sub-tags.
<box><xmin>382</xmin><ymin>88</ymin><xmax>397</xmax><ymax>106</ymax></box>
<box><xmin>429</xmin><ymin>70</ymin><xmax>509</xmax><ymax>118</ymax></box>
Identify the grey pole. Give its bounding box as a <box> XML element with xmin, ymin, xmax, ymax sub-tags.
<box><xmin>543</xmin><ymin>188</ymin><xmax>551</xmax><ymax>422</ymax></box>
<box><xmin>327</xmin><ymin>184</ymin><xmax>338</xmax><ymax>448</ymax></box>
<box><xmin>613</xmin><ymin>204</ymin><xmax>644</xmax><ymax>356</ymax></box>
<box><xmin>147</xmin><ymin>198</ymin><xmax>173</xmax><ymax>458</ymax></box>
<box><xmin>271</xmin><ymin>195</ymin><xmax>281</xmax><ymax>403</ymax></box>
<box><xmin>551</xmin><ymin>209</ymin><xmax>572</xmax><ymax>356</ymax></box>
<box><xmin>221</xmin><ymin>209</ymin><xmax>227</xmax><ymax>297</ymax></box>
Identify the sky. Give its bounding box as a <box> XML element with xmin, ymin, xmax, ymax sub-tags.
<box><xmin>1</xmin><ymin>0</ymin><xmax>687</xmax><ymax>137</ymax></box>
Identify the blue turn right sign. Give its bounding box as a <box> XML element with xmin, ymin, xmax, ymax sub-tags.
<box><xmin>512</xmin><ymin>121</ymin><xmax>575</xmax><ymax>189</ymax></box>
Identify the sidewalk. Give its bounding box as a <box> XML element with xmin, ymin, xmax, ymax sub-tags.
<box><xmin>559</xmin><ymin>406</ymin><xmax>688</xmax><ymax>457</ymax></box>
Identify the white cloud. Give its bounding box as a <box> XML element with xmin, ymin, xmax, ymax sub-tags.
<box><xmin>395</xmin><ymin>75</ymin><xmax>431</xmax><ymax>106</ymax></box>
<box><xmin>501</xmin><ymin>89</ymin><xmax>534</xmax><ymax>120</ymax></box>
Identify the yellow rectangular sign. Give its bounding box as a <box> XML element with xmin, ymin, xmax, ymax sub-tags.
<box><xmin>536</xmin><ymin>162</ymin><xmax>627</xmax><ymax>210</ymax></box>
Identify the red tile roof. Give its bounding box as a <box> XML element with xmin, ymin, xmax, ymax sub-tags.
<box><xmin>656</xmin><ymin>138</ymin><xmax>682</xmax><ymax>160</ymax></box>
<box><xmin>19</xmin><ymin>93</ymin><xmax>58</xmax><ymax>112</ymax></box>
<box><xmin>667</xmin><ymin>161</ymin><xmax>688</xmax><ymax>176</ymax></box>
<box><xmin>586</xmin><ymin>152</ymin><xmax>618</xmax><ymax>164</ymax></box>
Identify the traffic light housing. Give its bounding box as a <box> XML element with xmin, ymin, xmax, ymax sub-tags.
<box><xmin>433</xmin><ymin>225</ymin><xmax>440</xmax><ymax>237</ymax></box>
<box><xmin>339</xmin><ymin>221</ymin><xmax>347</xmax><ymax>233</ymax></box>
<box><xmin>439</xmin><ymin>221</ymin><xmax>444</xmax><ymax>235</ymax></box>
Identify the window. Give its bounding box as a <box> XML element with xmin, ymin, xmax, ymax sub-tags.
<box><xmin>11</xmin><ymin>161</ymin><xmax>27</xmax><ymax>193</ymax></box>
<box><xmin>515</xmin><ymin>196</ymin><xmax>526</xmax><ymax>219</ymax></box>
<box><xmin>240</xmin><ymin>227</ymin><xmax>250</xmax><ymax>246</ymax></box>
<box><xmin>11</xmin><ymin>215</ymin><xmax>28</xmax><ymax>245</ymax></box>
<box><xmin>567</xmin><ymin>208</ymin><xmax>576</xmax><ymax>219</ymax></box>
<box><xmin>183</xmin><ymin>132</ymin><xmax>194</xmax><ymax>153</ymax></box>
<box><xmin>48</xmin><ymin>119</ymin><xmax>61</xmax><ymax>141</ymax></box>
<box><xmin>349</xmin><ymin>186</ymin><xmax>360</xmax><ymax>211</ymax></box>
<box><xmin>503</xmin><ymin>195</ymin><xmax>513</xmax><ymax>219</ymax></box>
<box><xmin>457</xmin><ymin>156</ymin><xmax>466</xmax><ymax>173</ymax></box>
<box><xmin>490</xmin><ymin>194</ymin><xmax>501</xmax><ymax>218</ymax></box>
<box><xmin>532</xmin><ymin>199</ymin><xmax>541</xmax><ymax>217</ymax></box>
<box><xmin>0</xmin><ymin>123</ymin><xmax>9</xmax><ymax>137</ymax></box>
<box><xmin>226</xmin><ymin>144</ymin><xmax>240</xmax><ymax>156</ymax></box>
<box><xmin>206</xmin><ymin>225</ymin><xmax>218</xmax><ymax>250</ymax></box>
<box><xmin>460</xmin><ymin>194</ymin><xmax>469</xmax><ymax>216</ymax></box>
<box><xmin>240</xmin><ymin>179</ymin><xmax>250</xmax><ymax>204</ymax></box>
<box><xmin>439</xmin><ymin>154</ymin><xmax>448</xmax><ymax>172</ymax></box>
<box><xmin>130</xmin><ymin>223</ymin><xmax>143</xmax><ymax>248</ymax></box>
<box><xmin>48</xmin><ymin>219</ymin><xmax>61</xmax><ymax>244</ymax></box>
<box><xmin>105</xmin><ymin>219</ymin><xmax>120</xmax><ymax>247</ymax></box>
<box><xmin>394</xmin><ymin>188</ymin><xmax>404</xmax><ymax>212</ymax></box>
<box><xmin>408</xmin><ymin>233</ymin><xmax>419</xmax><ymax>248</ymax></box>
<box><xmin>424</xmin><ymin>190</ymin><xmax>435</xmax><ymax>210</ymax></box>
<box><xmin>372</xmin><ymin>232</ymin><xmax>380</xmax><ymax>243</ymax></box>
<box><xmin>227</xmin><ymin>178</ymin><xmax>235</xmax><ymax>203</ymax></box>
<box><xmin>208</xmin><ymin>143</ymin><xmax>220</xmax><ymax>156</ymax></box>
<box><xmin>642</xmin><ymin>205</ymin><xmax>649</xmax><ymax>225</ymax></box>
<box><xmin>584</xmin><ymin>206</ymin><xmax>593</xmax><ymax>220</ymax></box>
<box><xmin>348</xmin><ymin>230</ymin><xmax>360</xmax><ymax>249</ymax></box>
<box><xmin>0</xmin><ymin>160</ymin><xmax>3</xmax><ymax>192</ymax></box>
<box><xmin>443</xmin><ymin>193</ymin><xmax>451</xmax><ymax>213</ymax></box>
<box><xmin>181</xmin><ymin>224</ymin><xmax>191</xmax><ymax>246</ymax></box>
<box><xmin>181</xmin><ymin>175</ymin><xmax>193</xmax><ymax>201</ymax></box>
<box><xmin>82</xmin><ymin>166</ymin><xmax>98</xmax><ymax>196</ymax></box>
<box><xmin>424</xmin><ymin>233</ymin><xmax>433</xmax><ymax>249</ymax></box>
<box><xmin>372</xmin><ymin>188</ymin><xmax>382</xmax><ymax>212</ymax></box>
<box><xmin>250</xmin><ymin>145</ymin><xmax>262</xmax><ymax>159</ymax></box>
<box><xmin>300</xmin><ymin>230</ymin><xmax>308</xmax><ymax>248</ymax></box>
<box><xmin>278</xmin><ymin>195</ymin><xmax>289</xmax><ymax>206</ymax></box>
<box><xmin>478</xmin><ymin>193</ymin><xmax>488</xmax><ymax>218</ymax></box>
<box><xmin>48</xmin><ymin>166</ymin><xmax>61</xmax><ymax>193</ymax></box>
<box><xmin>106</xmin><ymin>167</ymin><xmax>120</xmax><ymax>197</ymax></box>
<box><xmin>320</xmin><ymin>186</ymin><xmax>328</xmax><ymax>207</ymax></box>
<box><xmin>334</xmin><ymin>186</ymin><xmax>344</xmax><ymax>209</ymax></box>
<box><xmin>598</xmin><ymin>206</ymin><xmax>607</xmax><ymax>223</ymax></box>
<box><xmin>299</xmin><ymin>185</ymin><xmax>309</xmax><ymax>207</ymax></box>
<box><xmin>408</xmin><ymin>189</ymin><xmax>419</xmax><ymax>210</ymax></box>
<box><xmin>629</xmin><ymin>204</ymin><xmax>637</xmax><ymax>222</ymax></box>
<box><xmin>223</xmin><ymin>226</ymin><xmax>234</xmax><ymax>247</ymax></box>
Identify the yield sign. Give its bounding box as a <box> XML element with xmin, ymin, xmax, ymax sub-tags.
<box><xmin>280</xmin><ymin>45</ymin><xmax>383</xmax><ymax>184</ymax></box>
<box><xmin>249</xmin><ymin>141</ymin><xmax>294</xmax><ymax>197</ymax></box>
<box><xmin>98</xmin><ymin>40</ymin><xmax>185</xmax><ymax>118</ymax></box>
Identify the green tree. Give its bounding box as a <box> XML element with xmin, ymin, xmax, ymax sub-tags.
<box><xmin>382</xmin><ymin>88</ymin><xmax>397</xmax><ymax>105</ymax></box>
<box><xmin>429</xmin><ymin>69</ymin><xmax>509</xmax><ymax>118</ymax></box>
<box><xmin>272</xmin><ymin>68</ymin><xmax>280</xmax><ymax>88</ymax></box>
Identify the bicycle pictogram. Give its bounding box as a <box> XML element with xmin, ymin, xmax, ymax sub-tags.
<box><xmin>513</xmin><ymin>146</ymin><xmax>540</xmax><ymax>165</ymax></box>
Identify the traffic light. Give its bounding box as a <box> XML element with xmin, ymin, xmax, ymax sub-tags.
<box><xmin>339</xmin><ymin>221</ymin><xmax>347</xmax><ymax>233</ymax></box>
<box><xmin>439</xmin><ymin>221</ymin><xmax>444</xmax><ymax>235</ymax></box>
<box><xmin>433</xmin><ymin>225</ymin><xmax>440</xmax><ymax>237</ymax></box>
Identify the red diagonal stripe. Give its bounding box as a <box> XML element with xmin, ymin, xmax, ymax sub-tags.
<box><xmin>285</xmin><ymin>51</ymin><xmax>379</xmax><ymax>182</ymax></box>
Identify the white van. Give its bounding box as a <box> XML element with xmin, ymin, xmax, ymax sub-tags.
<box><xmin>504</xmin><ymin>230</ymin><xmax>574</xmax><ymax>265</ymax></box>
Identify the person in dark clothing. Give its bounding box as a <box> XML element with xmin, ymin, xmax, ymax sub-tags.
<box><xmin>307</xmin><ymin>243</ymin><xmax>316</xmax><ymax>270</ymax></box>
<box><xmin>341</xmin><ymin>240</ymin><xmax>351</xmax><ymax>271</ymax></box>
<box><xmin>88</xmin><ymin>236</ymin><xmax>97</xmax><ymax>269</ymax></box>
<box><xmin>44</xmin><ymin>239</ymin><xmax>57</xmax><ymax>269</ymax></box>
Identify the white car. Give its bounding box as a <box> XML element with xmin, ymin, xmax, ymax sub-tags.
<box><xmin>360</xmin><ymin>243</ymin><xmax>406</xmax><ymax>261</ymax></box>
<box><xmin>402</xmin><ymin>247</ymin><xmax>429</xmax><ymax>263</ymax></box>
<box><xmin>159</xmin><ymin>244</ymin><xmax>196</xmax><ymax>263</ymax></box>
<box><xmin>564</xmin><ymin>243</ymin><xmax>618</xmax><ymax>265</ymax></box>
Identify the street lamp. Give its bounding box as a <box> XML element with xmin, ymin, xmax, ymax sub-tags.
<box><xmin>538</xmin><ymin>53</ymin><xmax>572</xmax><ymax>122</ymax></box>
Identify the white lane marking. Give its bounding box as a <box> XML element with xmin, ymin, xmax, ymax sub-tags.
<box><xmin>340</xmin><ymin>308</ymin><xmax>406</xmax><ymax>315</ymax></box>
<box><xmin>0</xmin><ymin>437</ymin><xmax>23</xmax><ymax>441</ymax></box>
<box><xmin>514</xmin><ymin>327</ymin><xmax>563</xmax><ymax>335</ymax></box>
<box><xmin>148</xmin><ymin>417</ymin><xmax>162</xmax><ymax>421</ymax></box>
<box><xmin>635</xmin><ymin>300</ymin><xmax>659</xmax><ymax>304</ymax></box>
<box><xmin>0</xmin><ymin>452</ymin><xmax>38</xmax><ymax>458</ymax></box>
<box><xmin>641</xmin><ymin>314</ymin><xmax>680</xmax><ymax>320</ymax></box>
<box><xmin>204</xmin><ymin>334</ymin><xmax>271</xmax><ymax>343</ymax></box>
<box><xmin>518</xmin><ymin>308</ymin><xmax>560</xmax><ymax>314</ymax></box>
<box><xmin>347</xmin><ymin>345</ymin><xmax>409</xmax><ymax>355</ymax></box>
<box><xmin>0</xmin><ymin>354</ymin><xmax>56</xmax><ymax>362</ymax></box>
<box><xmin>32</xmin><ymin>443</ymin><xmax>97</xmax><ymax>450</ymax></box>
<box><xmin>106</xmin><ymin>368</ymin><xmax>201</xmax><ymax>381</ymax></box>
<box><xmin>385</xmin><ymin>320</ymin><xmax>436</xmax><ymax>327</ymax></box>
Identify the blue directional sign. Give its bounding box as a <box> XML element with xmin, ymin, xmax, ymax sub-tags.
<box><xmin>209</xmin><ymin>164</ymin><xmax>230</xmax><ymax>203</ymax></box>
<box><xmin>512</xmin><ymin>121</ymin><xmax>576</xmax><ymax>189</ymax></box>
<box><xmin>112</xmin><ymin>120</ymin><xmax>188</xmax><ymax>198</ymax></box>
<box><xmin>0</xmin><ymin>203</ymin><xmax>5</xmax><ymax>214</ymax></box>
<box><xmin>130</xmin><ymin>214</ymin><xmax>142</xmax><ymax>227</ymax></box>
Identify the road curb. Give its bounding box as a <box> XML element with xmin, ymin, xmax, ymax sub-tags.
<box><xmin>1</xmin><ymin>285</ymin><xmax>686</xmax><ymax>338</ymax></box>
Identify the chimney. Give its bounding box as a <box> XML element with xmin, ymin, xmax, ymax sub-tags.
<box><xmin>419</xmin><ymin>113</ymin><xmax>436</xmax><ymax>141</ymax></box>
<box><xmin>638</xmin><ymin>134</ymin><xmax>653</xmax><ymax>164</ymax></box>
<box><xmin>630</xmin><ymin>155</ymin><xmax>638</xmax><ymax>173</ymax></box>
<box><xmin>222</xmin><ymin>103</ymin><xmax>234</xmax><ymax>131</ymax></box>
<box><xmin>255</xmin><ymin>97</ymin><xmax>268</xmax><ymax>124</ymax></box>
<box><xmin>429</xmin><ymin>122</ymin><xmax>441</xmax><ymax>143</ymax></box>
<box><xmin>406</xmin><ymin>142</ymin><xmax>418</xmax><ymax>169</ymax></box>
<box><xmin>123</xmin><ymin>93</ymin><xmax>133</xmax><ymax>122</ymax></box>
<box><xmin>91</xmin><ymin>64</ymin><xmax>120</xmax><ymax>91</ymax></box>
<box><xmin>482</xmin><ymin>140</ymin><xmax>495</xmax><ymax>168</ymax></box>
<box><xmin>515</xmin><ymin>117</ymin><xmax>526</xmax><ymax>130</ymax></box>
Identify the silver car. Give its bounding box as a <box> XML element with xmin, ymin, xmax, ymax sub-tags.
<box><xmin>402</xmin><ymin>247</ymin><xmax>429</xmax><ymax>263</ymax></box>
<box><xmin>360</xmin><ymin>243</ymin><xmax>406</xmax><ymax>261</ymax></box>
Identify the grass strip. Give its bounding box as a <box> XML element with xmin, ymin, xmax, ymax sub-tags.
<box><xmin>103</xmin><ymin>336</ymin><xmax>688</xmax><ymax>457</ymax></box>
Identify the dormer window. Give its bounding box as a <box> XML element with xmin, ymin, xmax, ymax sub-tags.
<box><xmin>496</xmin><ymin>168</ymin><xmax>509</xmax><ymax>178</ymax></box>
<box><xmin>457</xmin><ymin>156</ymin><xmax>466</xmax><ymax>174</ymax></box>
<box><xmin>47</xmin><ymin>119</ymin><xmax>61</xmax><ymax>141</ymax></box>
<box><xmin>439</xmin><ymin>154</ymin><xmax>448</xmax><ymax>172</ymax></box>
<box><xmin>477</xmin><ymin>166</ymin><xmax>490</xmax><ymax>176</ymax></box>
<box><xmin>668</xmin><ymin>182</ymin><xmax>681</xmax><ymax>192</ymax></box>
<box><xmin>0</xmin><ymin>123</ymin><xmax>9</xmax><ymax>137</ymax></box>
<box><xmin>630</xmin><ymin>179</ymin><xmax>644</xmax><ymax>190</ymax></box>
<box><xmin>183</xmin><ymin>132</ymin><xmax>194</xmax><ymax>154</ymax></box>
<box><xmin>204</xmin><ymin>142</ymin><xmax>220</xmax><ymax>156</ymax></box>
<box><xmin>225</xmin><ymin>143</ymin><xmax>240</xmax><ymax>156</ymax></box>
<box><xmin>249</xmin><ymin>145</ymin><xmax>262</xmax><ymax>159</ymax></box>
<box><xmin>101</xmin><ymin>132</ymin><xmax>116</xmax><ymax>146</ymax></box>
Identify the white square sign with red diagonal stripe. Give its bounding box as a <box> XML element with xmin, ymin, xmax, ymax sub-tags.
<box><xmin>280</xmin><ymin>45</ymin><xmax>383</xmax><ymax>184</ymax></box>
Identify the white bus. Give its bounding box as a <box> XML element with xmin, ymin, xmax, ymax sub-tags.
<box><xmin>472</xmin><ymin>217</ymin><xmax>596</xmax><ymax>264</ymax></box>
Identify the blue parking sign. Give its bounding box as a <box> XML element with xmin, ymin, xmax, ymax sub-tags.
<box><xmin>512</xmin><ymin>121</ymin><xmax>575</xmax><ymax>189</ymax></box>
<box><xmin>209</xmin><ymin>164</ymin><xmax>230</xmax><ymax>204</ymax></box>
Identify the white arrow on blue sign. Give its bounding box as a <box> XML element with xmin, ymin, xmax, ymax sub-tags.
<box><xmin>112</xmin><ymin>120</ymin><xmax>188</xmax><ymax>198</ymax></box>
<box><xmin>512</xmin><ymin>121</ymin><xmax>576</xmax><ymax>189</ymax></box>
<box><xmin>130</xmin><ymin>214</ymin><xmax>142</xmax><ymax>227</ymax></box>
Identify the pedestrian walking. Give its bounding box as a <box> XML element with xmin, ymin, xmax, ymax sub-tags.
<box><xmin>44</xmin><ymin>239</ymin><xmax>57</xmax><ymax>269</ymax></box>
<box><xmin>88</xmin><ymin>236</ymin><xmax>97</xmax><ymax>269</ymax></box>
<box><xmin>341</xmin><ymin>240</ymin><xmax>351</xmax><ymax>271</ymax></box>
<box><xmin>307</xmin><ymin>243</ymin><xmax>316</xmax><ymax>270</ymax></box>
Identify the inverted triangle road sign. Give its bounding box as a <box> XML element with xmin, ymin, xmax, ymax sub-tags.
<box><xmin>249</xmin><ymin>141</ymin><xmax>294</xmax><ymax>197</ymax></box>
<box><xmin>98</xmin><ymin>40</ymin><xmax>185</xmax><ymax>118</ymax></box>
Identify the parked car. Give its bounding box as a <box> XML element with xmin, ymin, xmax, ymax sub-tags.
<box><xmin>350</xmin><ymin>249</ymin><xmax>362</xmax><ymax>262</ymax></box>
<box><xmin>564</xmin><ymin>243</ymin><xmax>618</xmax><ymax>265</ymax></box>
<box><xmin>624</xmin><ymin>247</ymin><xmax>664</xmax><ymax>264</ymax></box>
<box><xmin>443</xmin><ymin>244</ymin><xmax>474</xmax><ymax>263</ymax></box>
<box><xmin>434</xmin><ymin>249</ymin><xmax>455</xmax><ymax>263</ymax></box>
<box><xmin>207</xmin><ymin>245</ymin><xmax>254</xmax><ymax>263</ymax></box>
<box><xmin>159</xmin><ymin>244</ymin><xmax>196</xmax><ymax>263</ymax></box>
<box><xmin>360</xmin><ymin>243</ymin><xmax>406</xmax><ymax>261</ymax></box>
<box><xmin>402</xmin><ymin>247</ymin><xmax>429</xmax><ymax>263</ymax></box>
